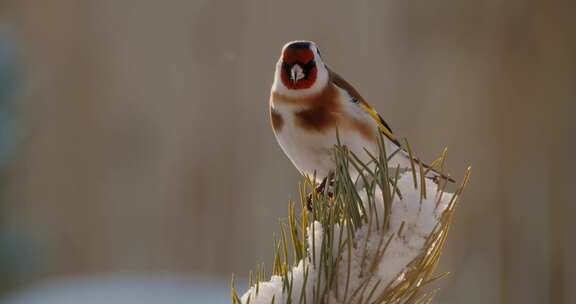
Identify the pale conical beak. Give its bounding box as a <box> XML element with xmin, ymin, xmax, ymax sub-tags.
<box><xmin>290</xmin><ymin>64</ymin><xmax>305</xmax><ymax>84</ymax></box>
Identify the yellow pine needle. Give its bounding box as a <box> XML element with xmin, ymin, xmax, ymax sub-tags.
<box><xmin>419</xmin><ymin>160</ymin><xmax>427</xmax><ymax>201</ymax></box>
<box><xmin>397</xmin><ymin>220</ymin><xmax>406</xmax><ymax>237</ymax></box>
<box><xmin>230</xmin><ymin>274</ymin><xmax>242</xmax><ymax>304</ymax></box>
<box><xmin>289</xmin><ymin>201</ymin><xmax>304</xmax><ymax>261</ymax></box>
<box><xmin>404</xmin><ymin>138</ymin><xmax>418</xmax><ymax>189</ymax></box>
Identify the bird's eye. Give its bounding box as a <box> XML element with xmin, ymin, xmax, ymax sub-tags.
<box><xmin>351</xmin><ymin>97</ymin><xmax>359</xmax><ymax>104</ymax></box>
<box><xmin>282</xmin><ymin>62</ymin><xmax>291</xmax><ymax>71</ymax></box>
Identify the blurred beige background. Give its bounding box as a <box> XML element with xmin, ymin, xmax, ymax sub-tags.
<box><xmin>1</xmin><ymin>0</ymin><xmax>575</xmax><ymax>303</ymax></box>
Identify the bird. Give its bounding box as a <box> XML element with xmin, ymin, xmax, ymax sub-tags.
<box><xmin>269</xmin><ymin>40</ymin><xmax>451</xmax><ymax>187</ymax></box>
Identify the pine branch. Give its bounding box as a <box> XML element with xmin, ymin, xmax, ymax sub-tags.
<box><xmin>234</xmin><ymin>138</ymin><xmax>470</xmax><ymax>304</ymax></box>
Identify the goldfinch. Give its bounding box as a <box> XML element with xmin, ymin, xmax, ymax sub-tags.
<box><xmin>270</xmin><ymin>40</ymin><xmax>450</xmax><ymax>184</ymax></box>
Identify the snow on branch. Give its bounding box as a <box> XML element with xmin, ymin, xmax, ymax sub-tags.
<box><xmin>233</xmin><ymin>141</ymin><xmax>470</xmax><ymax>304</ymax></box>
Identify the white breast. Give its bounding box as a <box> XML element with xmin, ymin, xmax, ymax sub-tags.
<box><xmin>272</xmin><ymin>101</ymin><xmax>335</xmax><ymax>180</ymax></box>
<box><xmin>271</xmin><ymin>88</ymin><xmax>401</xmax><ymax>182</ymax></box>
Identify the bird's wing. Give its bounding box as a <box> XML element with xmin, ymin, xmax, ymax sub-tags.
<box><xmin>328</xmin><ymin>68</ymin><xmax>454</xmax><ymax>183</ymax></box>
<box><xmin>328</xmin><ymin>67</ymin><xmax>401</xmax><ymax>147</ymax></box>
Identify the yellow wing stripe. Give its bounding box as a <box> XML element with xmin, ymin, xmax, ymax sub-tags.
<box><xmin>358</xmin><ymin>103</ymin><xmax>398</xmax><ymax>144</ymax></box>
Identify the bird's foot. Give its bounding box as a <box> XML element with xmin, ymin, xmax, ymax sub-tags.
<box><xmin>306</xmin><ymin>172</ymin><xmax>335</xmax><ymax>211</ymax></box>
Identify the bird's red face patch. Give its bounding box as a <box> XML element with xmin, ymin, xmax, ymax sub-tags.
<box><xmin>280</xmin><ymin>47</ymin><xmax>318</xmax><ymax>90</ymax></box>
